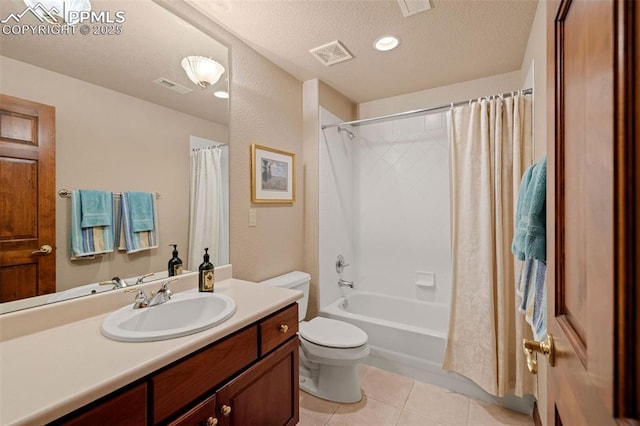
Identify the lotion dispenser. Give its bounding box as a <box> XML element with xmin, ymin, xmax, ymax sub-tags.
<box><xmin>199</xmin><ymin>248</ymin><xmax>214</xmax><ymax>292</ymax></box>
<box><xmin>168</xmin><ymin>244</ymin><xmax>183</xmax><ymax>277</ymax></box>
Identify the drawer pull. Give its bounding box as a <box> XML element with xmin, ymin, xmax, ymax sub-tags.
<box><xmin>221</xmin><ymin>405</ymin><xmax>232</xmax><ymax>417</ymax></box>
<box><xmin>205</xmin><ymin>417</ymin><xmax>218</xmax><ymax>426</ymax></box>
<box><xmin>279</xmin><ymin>324</ymin><xmax>289</xmax><ymax>333</ymax></box>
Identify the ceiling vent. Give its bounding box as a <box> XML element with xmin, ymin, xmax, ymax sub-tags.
<box><xmin>153</xmin><ymin>78</ymin><xmax>192</xmax><ymax>95</ymax></box>
<box><xmin>397</xmin><ymin>0</ymin><xmax>432</xmax><ymax>17</ymax></box>
<box><xmin>309</xmin><ymin>41</ymin><xmax>353</xmax><ymax>66</ymax></box>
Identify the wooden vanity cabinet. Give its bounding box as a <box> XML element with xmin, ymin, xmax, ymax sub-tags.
<box><xmin>55</xmin><ymin>303</ymin><xmax>299</xmax><ymax>426</ymax></box>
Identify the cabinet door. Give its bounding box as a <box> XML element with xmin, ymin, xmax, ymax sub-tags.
<box><xmin>216</xmin><ymin>337</ymin><xmax>299</xmax><ymax>426</ymax></box>
<box><xmin>59</xmin><ymin>382</ymin><xmax>147</xmax><ymax>426</ymax></box>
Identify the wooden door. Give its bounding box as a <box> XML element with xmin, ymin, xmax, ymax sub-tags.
<box><xmin>0</xmin><ymin>94</ymin><xmax>56</xmax><ymax>302</ymax></box>
<box><xmin>216</xmin><ymin>337</ymin><xmax>299</xmax><ymax>426</ymax></box>
<box><xmin>547</xmin><ymin>0</ymin><xmax>638</xmax><ymax>424</ymax></box>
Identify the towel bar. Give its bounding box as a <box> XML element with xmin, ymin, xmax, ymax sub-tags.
<box><xmin>58</xmin><ymin>189</ymin><xmax>161</xmax><ymax>199</ymax></box>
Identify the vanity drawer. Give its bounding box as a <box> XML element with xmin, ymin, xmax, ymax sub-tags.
<box><xmin>152</xmin><ymin>326</ymin><xmax>258</xmax><ymax>424</ymax></box>
<box><xmin>259</xmin><ymin>303</ymin><xmax>298</xmax><ymax>355</ymax></box>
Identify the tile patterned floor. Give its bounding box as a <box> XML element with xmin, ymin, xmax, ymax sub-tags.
<box><xmin>298</xmin><ymin>365</ymin><xmax>534</xmax><ymax>426</ymax></box>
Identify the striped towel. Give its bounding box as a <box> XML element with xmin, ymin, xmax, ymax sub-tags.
<box><xmin>516</xmin><ymin>259</ymin><xmax>547</xmax><ymax>340</ymax></box>
<box><xmin>70</xmin><ymin>190</ymin><xmax>115</xmax><ymax>259</ymax></box>
<box><xmin>116</xmin><ymin>192</ymin><xmax>159</xmax><ymax>253</ymax></box>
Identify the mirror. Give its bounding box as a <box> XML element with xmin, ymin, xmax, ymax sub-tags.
<box><xmin>0</xmin><ymin>0</ymin><xmax>229</xmax><ymax>313</ymax></box>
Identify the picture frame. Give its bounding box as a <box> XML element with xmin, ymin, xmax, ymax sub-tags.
<box><xmin>251</xmin><ymin>144</ymin><xmax>296</xmax><ymax>203</ymax></box>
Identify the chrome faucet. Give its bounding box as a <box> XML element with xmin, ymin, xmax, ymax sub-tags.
<box><xmin>124</xmin><ymin>278</ymin><xmax>178</xmax><ymax>309</ymax></box>
<box><xmin>338</xmin><ymin>278</ymin><xmax>354</xmax><ymax>288</ymax></box>
<box><xmin>147</xmin><ymin>278</ymin><xmax>177</xmax><ymax>307</ymax></box>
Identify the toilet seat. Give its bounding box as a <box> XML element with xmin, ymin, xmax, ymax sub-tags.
<box><xmin>299</xmin><ymin>317</ymin><xmax>368</xmax><ymax>348</ymax></box>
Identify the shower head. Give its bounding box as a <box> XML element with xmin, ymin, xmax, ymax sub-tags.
<box><xmin>338</xmin><ymin>126</ymin><xmax>356</xmax><ymax>140</ymax></box>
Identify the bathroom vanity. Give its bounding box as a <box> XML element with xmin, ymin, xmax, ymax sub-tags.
<box><xmin>0</xmin><ymin>267</ymin><xmax>302</xmax><ymax>425</ymax></box>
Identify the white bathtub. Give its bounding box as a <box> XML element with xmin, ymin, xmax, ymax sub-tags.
<box><xmin>320</xmin><ymin>290</ymin><xmax>535</xmax><ymax>414</ymax></box>
<box><xmin>321</xmin><ymin>291</ymin><xmax>448</xmax><ymax>366</ymax></box>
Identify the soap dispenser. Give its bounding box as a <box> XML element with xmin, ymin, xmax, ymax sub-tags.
<box><xmin>168</xmin><ymin>244</ymin><xmax>183</xmax><ymax>277</ymax></box>
<box><xmin>199</xmin><ymin>248</ymin><xmax>215</xmax><ymax>292</ymax></box>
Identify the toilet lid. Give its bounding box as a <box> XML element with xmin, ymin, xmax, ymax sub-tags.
<box><xmin>299</xmin><ymin>317</ymin><xmax>368</xmax><ymax>348</ymax></box>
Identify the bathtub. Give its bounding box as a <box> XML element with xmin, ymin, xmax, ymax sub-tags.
<box><xmin>321</xmin><ymin>291</ymin><xmax>448</xmax><ymax>366</ymax></box>
<box><xmin>320</xmin><ymin>290</ymin><xmax>535</xmax><ymax>414</ymax></box>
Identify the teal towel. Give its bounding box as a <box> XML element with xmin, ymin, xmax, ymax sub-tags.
<box><xmin>512</xmin><ymin>158</ymin><xmax>546</xmax><ymax>261</ymax></box>
<box><xmin>127</xmin><ymin>191</ymin><xmax>155</xmax><ymax>232</ymax></box>
<box><xmin>79</xmin><ymin>190</ymin><xmax>112</xmax><ymax>228</ymax></box>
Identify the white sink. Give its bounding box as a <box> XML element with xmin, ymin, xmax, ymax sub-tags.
<box><xmin>101</xmin><ymin>291</ymin><xmax>236</xmax><ymax>342</ymax></box>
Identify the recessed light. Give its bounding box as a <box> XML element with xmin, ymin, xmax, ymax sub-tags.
<box><xmin>374</xmin><ymin>35</ymin><xmax>400</xmax><ymax>52</ymax></box>
<box><xmin>214</xmin><ymin>91</ymin><xmax>229</xmax><ymax>99</ymax></box>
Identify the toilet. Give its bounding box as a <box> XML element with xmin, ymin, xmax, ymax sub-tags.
<box><xmin>261</xmin><ymin>271</ymin><xmax>369</xmax><ymax>403</ymax></box>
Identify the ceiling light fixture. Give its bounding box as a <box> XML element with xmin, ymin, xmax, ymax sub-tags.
<box><xmin>23</xmin><ymin>0</ymin><xmax>91</xmax><ymax>26</ymax></box>
<box><xmin>213</xmin><ymin>90</ymin><xmax>229</xmax><ymax>99</ymax></box>
<box><xmin>181</xmin><ymin>56</ymin><xmax>225</xmax><ymax>89</ymax></box>
<box><xmin>373</xmin><ymin>35</ymin><xmax>400</xmax><ymax>52</ymax></box>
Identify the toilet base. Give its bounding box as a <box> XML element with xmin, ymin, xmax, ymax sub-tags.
<box><xmin>299</xmin><ymin>357</ymin><xmax>363</xmax><ymax>403</ymax></box>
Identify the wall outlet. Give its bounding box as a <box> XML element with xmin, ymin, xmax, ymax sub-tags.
<box><xmin>248</xmin><ymin>209</ymin><xmax>256</xmax><ymax>227</ymax></box>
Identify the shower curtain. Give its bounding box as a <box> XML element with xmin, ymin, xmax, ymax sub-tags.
<box><xmin>443</xmin><ymin>94</ymin><xmax>536</xmax><ymax>398</ymax></box>
<box><xmin>188</xmin><ymin>147</ymin><xmax>224</xmax><ymax>270</ymax></box>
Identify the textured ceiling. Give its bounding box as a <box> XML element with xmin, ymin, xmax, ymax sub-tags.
<box><xmin>185</xmin><ymin>0</ymin><xmax>538</xmax><ymax>103</ymax></box>
<box><xmin>0</xmin><ymin>0</ymin><xmax>229</xmax><ymax>124</ymax></box>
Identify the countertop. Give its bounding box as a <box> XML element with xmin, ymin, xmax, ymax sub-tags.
<box><xmin>0</xmin><ymin>269</ymin><xmax>302</xmax><ymax>425</ymax></box>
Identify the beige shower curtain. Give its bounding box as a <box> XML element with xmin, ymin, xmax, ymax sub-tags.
<box><xmin>443</xmin><ymin>94</ymin><xmax>536</xmax><ymax>398</ymax></box>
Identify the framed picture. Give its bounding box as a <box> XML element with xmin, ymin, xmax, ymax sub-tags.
<box><xmin>251</xmin><ymin>144</ymin><xmax>296</xmax><ymax>203</ymax></box>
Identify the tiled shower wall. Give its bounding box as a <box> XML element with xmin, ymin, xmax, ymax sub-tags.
<box><xmin>319</xmin><ymin>108</ymin><xmax>354</xmax><ymax>309</ymax></box>
<box><xmin>319</xmin><ymin>109</ymin><xmax>452</xmax><ymax>308</ymax></box>
<box><xmin>353</xmin><ymin>113</ymin><xmax>452</xmax><ymax>305</ymax></box>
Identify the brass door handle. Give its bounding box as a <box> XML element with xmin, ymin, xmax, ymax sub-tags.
<box><xmin>205</xmin><ymin>416</ymin><xmax>218</xmax><ymax>426</ymax></box>
<box><xmin>279</xmin><ymin>324</ymin><xmax>289</xmax><ymax>333</ymax></box>
<box><xmin>220</xmin><ymin>405</ymin><xmax>231</xmax><ymax>417</ymax></box>
<box><xmin>523</xmin><ymin>334</ymin><xmax>555</xmax><ymax>374</ymax></box>
<box><xmin>31</xmin><ymin>245</ymin><xmax>53</xmax><ymax>255</ymax></box>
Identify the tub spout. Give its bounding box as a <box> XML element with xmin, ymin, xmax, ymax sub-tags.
<box><xmin>338</xmin><ymin>279</ymin><xmax>354</xmax><ymax>288</ymax></box>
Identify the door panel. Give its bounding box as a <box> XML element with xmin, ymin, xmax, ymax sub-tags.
<box><xmin>547</xmin><ymin>0</ymin><xmax>638</xmax><ymax>423</ymax></box>
<box><xmin>0</xmin><ymin>94</ymin><xmax>56</xmax><ymax>302</ymax></box>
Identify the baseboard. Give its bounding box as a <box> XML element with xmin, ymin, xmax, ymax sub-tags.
<box><xmin>533</xmin><ymin>402</ymin><xmax>542</xmax><ymax>426</ymax></box>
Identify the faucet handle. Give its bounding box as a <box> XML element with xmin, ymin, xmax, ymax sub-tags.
<box><xmin>160</xmin><ymin>278</ymin><xmax>178</xmax><ymax>290</ymax></box>
<box><xmin>336</xmin><ymin>255</ymin><xmax>350</xmax><ymax>273</ymax></box>
<box><xmin>124</xmin><ymin>288</ymin><xmax>148</xmax><ymax>308</ymax></box>
<box><xmin>159</xmin><ymin>278</ymin><xmax>178</xmax><ymax>297</ymax></box>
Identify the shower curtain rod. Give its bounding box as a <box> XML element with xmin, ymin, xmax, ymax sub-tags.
<box><xmin>192</xmin><ymin>143</ymin><xmax>228</xmax><ymax>151</ymax></box>
<box><xmin>321</xmin><ymin>88</ymin><xmax>533</xmax><ymax>130</ymax></box>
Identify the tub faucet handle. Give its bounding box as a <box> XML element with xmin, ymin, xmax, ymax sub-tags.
<box><xmin>336</xmin><ymin>255</ymin><xmax>350</xmax><ymax>273</ymax></box>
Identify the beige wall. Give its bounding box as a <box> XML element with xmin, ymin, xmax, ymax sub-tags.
<box><xmin>358</xmin><ymin>70</ymin><xmax>522</xmax><ymax>118</ymax></box>
<box><xmin>158</xmin><ymin>1</ymin><xmax>305</xmax><ymax>283</ymax></box>
<box><xmin>302</xmin><ymin>79</ymin><xmax>356</xmax><ymax>319</ymax></box>
<box><xmin>0</xmin><ymin>55</ymin><xmax>227</xmax><ymax>291</ymax></box>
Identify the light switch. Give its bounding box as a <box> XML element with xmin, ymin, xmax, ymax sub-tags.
<box><xmin>248</xmin><ymin>209</ymin><xmax>257</xmax><ymax>227</ymax></box>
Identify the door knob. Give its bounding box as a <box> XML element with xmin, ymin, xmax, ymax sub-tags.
<box><xmin>220</xmin><ymin>405</ymin><xmax>232</xmax><ymax>417</ymax></box>
<box><xmin>31</xmin><ymin>245</ymin><xmax>53</xmax><ymax>255</ymax></box>
<box><xmin>205</xmin><ymin>416</ymin><xmax>218</xmax><ymax>426</ymax></box>
<box><xmin>523</xmin><ymin>334</ymin><xmax>555</xmax><ymax>374</ymax></box>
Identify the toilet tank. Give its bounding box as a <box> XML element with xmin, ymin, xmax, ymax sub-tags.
<box><xmin>260</xmin><ymin>271</ymin><xmax>310</xmax><ymax>322</ymax></box>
